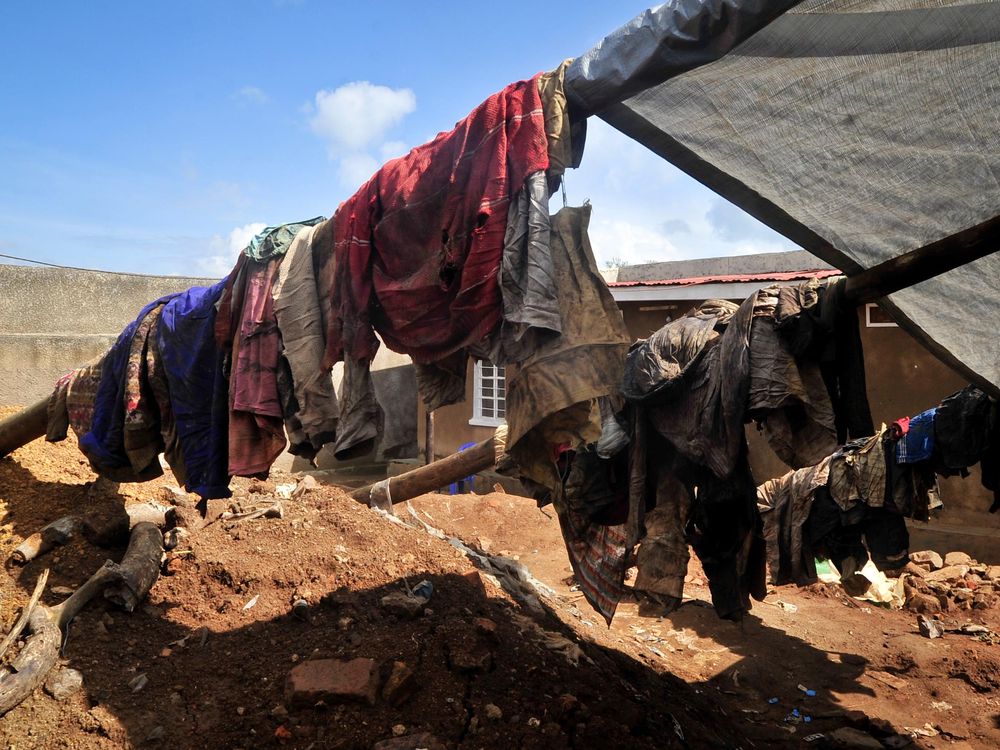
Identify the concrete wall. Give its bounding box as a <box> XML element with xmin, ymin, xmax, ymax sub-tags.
<box><xmin>417</xmin><ymin>359</ymin><xmax>496</xmax><ymax>461</ymax></box>
<box><xmin>0</xmin><ymin>263</ymin><xmax>419</xmax><ymax>470</ymax></box>
<box><xmin>0</xmin><ymin>265</ymin><xmax>218</xmax><ymax>405</ymax></box>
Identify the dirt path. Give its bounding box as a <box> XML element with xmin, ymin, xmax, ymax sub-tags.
<box><xmin>1</xmin><ymin>416</ymin><xmax>752</xmax><ymax>750</ymax></box>
<box><xmin>409</xmin><ymin>491</ymin><xmax>1000</xmax><ymax>749</ymax></box>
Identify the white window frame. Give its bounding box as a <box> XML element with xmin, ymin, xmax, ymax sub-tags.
<box><xmin>865</xmin><ymin>302</ymin><xmax>898</xmax><ymax>328</ymax></box>
<box><xmin>470</xmin><ymin>360</ymin><xmax>506</xmax><ymax>427</ymax></box>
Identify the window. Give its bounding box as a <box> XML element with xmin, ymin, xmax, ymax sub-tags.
<box><xmin>865</xmin><ymin>302</ymin><xmax>898</xmax><ymax>328</ymax></box>
<box><xmin>470</xmin><ymin>360</ymin><xmax>506</xmax><ymax>427</ymax></box>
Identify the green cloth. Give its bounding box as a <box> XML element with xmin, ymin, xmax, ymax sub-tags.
<box><xmin>245</xmin><ymin>216</ymin><xmax>326</xmax><ymax>262</ymax></box>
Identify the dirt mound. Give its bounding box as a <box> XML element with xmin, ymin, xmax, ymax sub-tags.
<box><xmin>1</xmin><ymin>414</ymin><xmax>747</xmax><ymax>749</ymax></box>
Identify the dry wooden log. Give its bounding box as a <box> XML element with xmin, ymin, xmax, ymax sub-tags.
<box><xmin>351</xmin><ymin>428</ymin><xmax>506</xmax><ymax>508</ymax></box>
<box><xmin>0</xmin><ymin>608</ymin><xmax>61</xmax><ymax>716</ymax></box>
<box><xmin>0</xmin><ymin>397</ymin><xmax>48</xmax><ymax>460</ymax></box>
<box><xmin>11</xmin><ymin>516</ymin><xmax>81</xmax><ymax>564</ymax></box>
<box><xmin>0</xmin><ymin>570</ymin><xmax>49</xmax><ymax>665</ymax></box>
<box><xmin>0</xmin><ymin>523</ymin><xmax>164</xmax><ymax>716</ymax></box>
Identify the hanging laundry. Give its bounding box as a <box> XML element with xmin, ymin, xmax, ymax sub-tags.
<box><xmin>757</xmin><ymin>457</ymin><xmax>831</xmax><ymax>585</ymax></box>
<box><xmin>244</xmin><ymin>216</ymin><xmax>325</xmax><ymax>263</ymax></box>
<box><xmin>155</xmin><ymin>279</ymin><xmax>231</xmax><ymax>499</ymax></box>
<box><xmin>271</xmin><ymin>224</ymin><xmax>339</xmax><ymax>459</ymax></box>
<box><xmin>75</xmin><ymin>295</ymin><xmax>178</xmax><ymax>482</ymax></box>
<box><xmin>896</xmin><ymin>408</ymin><xmax>935</xmax><ymax>464</ymax></box>
<box><xmin>774</xmin><ymin>276</ymin><xmax>874</xmax><ymax>442</ymax></box>
<box><xmin>217</xmin><ymin>255</ymin><xmax>287</xmax><ymax>477</ymax></box>
<box><xmin>320</xmin><ymin>74</ymin><xmax>550</xmax><ymax>367</ymax></box>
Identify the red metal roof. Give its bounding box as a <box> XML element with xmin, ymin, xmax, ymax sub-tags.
<box><xmin>608</xmin><ymin>268</ymin><xmax>841</xmax><ymax>288</ymax></box>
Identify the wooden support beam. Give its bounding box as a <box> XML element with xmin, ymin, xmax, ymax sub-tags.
<box><xmin>843</xmin><ymin>217</ymin><xmax>1000</xmax><ymax>303</ymax></box>
<box><xmin>0</xmin><ymin>398</ymin><xmax>48</xmax><ymax>459</ymax></box>
<box><xmin>351</xmin><ymin>433</ymin><xmax>501</xmax><ymax>508</ymax></box>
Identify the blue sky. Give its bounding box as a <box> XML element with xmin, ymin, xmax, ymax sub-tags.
<box><xmin>0</xmin><ymin>1</ymin><xmax>794</xmax><ymax>278</ymax></box>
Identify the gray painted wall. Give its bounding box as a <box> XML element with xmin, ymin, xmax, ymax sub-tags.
<box><xmin>0</xmin><ymin>265</ymin><xmax>218</xmax><ymax>405</ymax></box>
<box><xmin>0</xmin><ymin>263</ymin><xmax>418</xmax><ymax>466</ymax></box>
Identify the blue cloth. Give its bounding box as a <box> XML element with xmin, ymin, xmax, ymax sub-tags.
<box><xmin>896</xmin><ymin>407</ymin><xmax>936</xmax><ymax>464</ymax></box>
<box><xmin>79</xmin><ymin>294</ymin><xmax>179</xmax><ymax>479</ymax></box>
<box><xmin>155</xmin><ymin>279</ymin><xmax>232</xmax><ymax>499</ymax></box>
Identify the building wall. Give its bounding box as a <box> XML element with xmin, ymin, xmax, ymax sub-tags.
<box><xmin>0</xmin><ymin>265</ymin><xmax>218</xmax><ymax>405</ymax></box>
<box><xmin>418</xmin><ymin>359</ymin><xmax>496</xmax><ymax>461</ymax></box>
<box><xmin>0</xmin><ymin>264</ymin><xmax>418</xmax><ymax>469</ymax></box>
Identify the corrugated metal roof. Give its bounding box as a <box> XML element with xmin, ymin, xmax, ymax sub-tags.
<box><xmin>607</xmin><ymin>269</ymin><xmax>841</xmax><ymax>288</ymax></box>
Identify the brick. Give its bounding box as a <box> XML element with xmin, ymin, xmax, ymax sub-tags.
<box><xmin>285</xmin><ymin>658</ymin><xmax>378</xmax><ymax>707</ymax></box>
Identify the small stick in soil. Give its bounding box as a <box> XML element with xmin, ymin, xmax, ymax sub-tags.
<box><xmin>0</xmin><ymin>569</ymin><xmax>49</xmax><ymax>663</ymax></box>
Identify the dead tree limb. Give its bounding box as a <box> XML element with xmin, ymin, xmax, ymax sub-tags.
<box><xmin>0</xmin><ymin>397</ymin><xmax>48</xmax><ymax>459</ymax></box>
<box><xmin>351</xmin><ymin>429</ymin><xmax>505</xmax><ymax>508</ymax></box>
<box><xmin>11</xmin><ymin>516</ymin><xmax>81</xmax><ymax>564</ymax></box>
<box><xmin>0</xmin><ymin>523</ymin><xmax>164</xmax><ymax>716</ymax></box>
<box><xmin>0</xmin><ymin>569</ymin><xmax>49</xmax><ymax>664</ymax></box>
<box><xmin>0</xmin><ymin>608</ymin><xmax>61</xmax><ymax>715</ymax></box>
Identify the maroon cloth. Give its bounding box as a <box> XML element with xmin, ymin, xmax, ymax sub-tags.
<box><xmin>322</xmin><ymin>75</ymin><xmax>550</xmax><ymax>366</ymax></box>
<box><xmin>219</xmin><ymin>256</ymin><xmax>287</xmax><ymax>477</ymax></box>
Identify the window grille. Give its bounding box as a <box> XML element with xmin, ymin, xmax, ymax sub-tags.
<box><xmin>470</xmin><ymin>360</ymin><xmax>506</xmax><ymax>427</ymax></box>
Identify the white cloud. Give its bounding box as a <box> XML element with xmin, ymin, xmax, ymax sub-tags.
<box><xmin>199</xmin><ymin>221</ymin><xmax>267</xmax><ymax>277</ymax></box>
<box><xmin>308</xmin><ymin>81</ymin><xmax>416</xmax><ymax>155</ymax></box>
<box><xmin>564</xmin><ymin>118</ymin><xmax>798</xmax><ymax>267</ymax></box>
<box><xmin>589</xmin><ymin>216</ymin><xmax>681</xmax><ymax>267</ymax></box>
<box><xmin>337</xmin><ymin>153</ymin><xmax>379</xmax><ymax>189</ymax></box>
<box><xmin>233</xmin><ymin>85</ymin><xmax>269</xmax><ymax>105</ymax></box>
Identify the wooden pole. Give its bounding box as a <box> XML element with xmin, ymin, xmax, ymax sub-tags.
<box><xmin>424</xmin><ymin>409</ymin><xmax>435</xmax><ymax>466</ymax></box>
<box><xmin>0</xmin><ymin>397</ymin><xmax>48</xmax><ymax>459</ymax></box>
<box><xmin>351</xmin><ymin>433</ymin><xmax>500</xmax><ymax>507</ymax></box>
<box><xmin>843</xmin><ymin>218</ymin><xmax>1000</xmax><ymax>303</ymax></box>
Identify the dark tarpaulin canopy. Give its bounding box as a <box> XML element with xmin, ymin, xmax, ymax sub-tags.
<box><xmin>565</xmin><ymin>0</ymin><xmax>1000</xmax><ymax>396</ymax></box>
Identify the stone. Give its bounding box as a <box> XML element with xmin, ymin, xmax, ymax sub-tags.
<box><xmin>285</xmin><ymin>658</ymin><xmax>379</xmax><ymax>707</ymax></box>
<box><xmin>924</xmin><ymin>565</ymin><xmax>970</xmax><ymax>583</ymax></box>
<box><xmin>382</xmin><ymin>661</ymin><xmax>418</xmax><ymax>706</ymax></box>
<box><xmin>473</xmin><ymin>617</ymin><xmax>498</xmax><ymax>641</ymax></box>
<box><xmin>910</xmin><ymin>550</ymin><xmax>944</xmax><ymax>570</ymax></box>
<box><xmin>445</xmin><ymin>635</ymin><xmax>492</xmax><ymax>673</ymax></box>
<box><xmin>973</xmin><ymin>592</ymin><xmax>997</xmax><ymax>610</ymax></box>
<box><xmin>984</xmin><ymin>566</ymin><xmax>1000</xmax><ymax>581</ymax></box>
<box><xmin>827</xmin><ymin>726</ymin><xmax>886</xmax><ymax>749</ymax></box>
<box><xmin>372</xmin><ymin>733</ymin><xmax>446</xmax><ymax>750</ymax></box>
<box><xmin>918</xmin><ymin>615</ymin><xmax>945</xmax><ymax>639</ymax></box>
<box><xmin>204</xmin><ymin>498</ymin><xmax>230</xmax><ymax>523</ymax></box>
<box><xmin>292</xmin><ymin>475</ymin><xmax>318</xmax><ymax>498</ymax></box>
<box><xmin>906</xmin><ymin>591</ymin><xmax>942</xmax><ymax>615</ymax></box>
<box><xmin>554</xmin><ymin>694</ymin><xmax>579</xmax><ymax>719</ymax></box>
<box><xmin>944</xmin><ymin>551</ymin><xmax>973</xmax><ymax>567</ymax></box>
<box><xmin>484</xmin><ymin>703</ymin><xmax>503</xmax><ymax>721</ymax></box>
<box><xmin>380</xmin><ymin>592</ymin><xmax>425</xmax><ymax>619</ymax></box>
<box><xmin>44</xmin><ymin>667</ymin><xmax>83</xmax><ymax>700</ymax></box>
<box><xmin>462</xmin><ymin>570</ymin><xmax>487</xmax><ymax>598</ymax></box>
